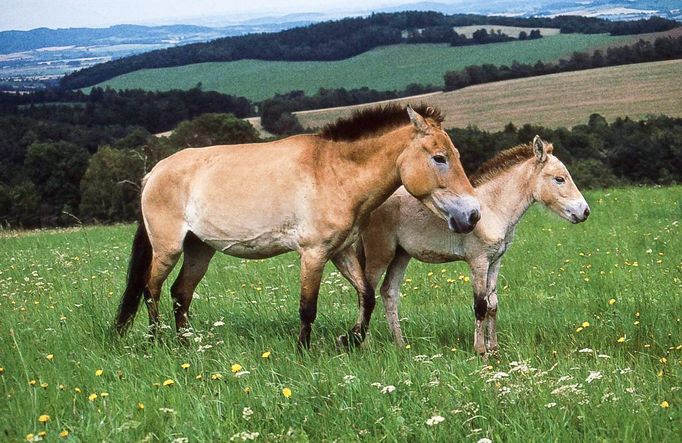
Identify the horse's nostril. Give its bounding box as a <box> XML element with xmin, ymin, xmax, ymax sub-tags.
<box><xmin>584</xmin><ymin>207</ymin><xmax>590</xmax><ymax>218</ymax></box>
<box><xmin>469</xmin><ymin>209</ymin><xmax>481</xmax><ymax>225</ymax></box>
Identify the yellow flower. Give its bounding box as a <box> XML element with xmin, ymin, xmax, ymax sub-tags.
<box><xmin>29</xmin><ymin>379</ymin><xmax>37</xmax><ymax>386</ymax></box>
<box><xmin>261</xmin><ymin>351</ymin><xmax>271</xmax><ymax>359</ymax></box>
<box><xmin>243</xmin><ymin>386</ymin><xmax>252</xmax><ymax>394</ymax></box>
<box><xmin>25</xmin><ymin>433</ymin><xmax>34</xmax><ymax>442</ymax></box>
<box><xmin>608</xmin><ymin>298</ymin><xmax>616</xmax><ymax>305</ymax></box>
<box><xmin>405</xmin><ymin>344</ymin><xmax>411</xmax><ymax>349</ymax></box>
<box><xmin>576</xmin><ymin>327</ymin><xmax>584</xmax><ymax>333</ymax></box>
<box><xmin>660</xmin><ymin>357</ymin><xmax>667</xmax><ymax>364</ymax></box>
<box><xmin>231</xmin><ymin>363</ymin><xmax>242</xmax><ymax>373</ymax></box>
<box><xmin>181</xmin><ymin>363</ymin><xmax>190</xmax><ymax>370</ymax></box>
<box><xmin>660</xmin><ymin>400</ymin><xmax>670</xmax><ymax>409</ymax></box>
<box><xmin>617</xmin><ymin>336</ymin><xmax>626</xmax><ymax>343</ymax></box>
<box><xmin>163</xmin><ymin>379</ymin><xmax>175</xmax><ymax>387</ymax></box>
<box><xmin>137</xmin><ymin>402</ymin><xmax>145</xmax><ymax>410</ymax></box>
<box><xmin>211</xmin><ymin>373</ymin><xmax>222</xmax><ymax>380</ymax></box>
<box><xmin>88</xmin><ymin>393</ymin><xmax>98</xmax><ymax>401</ymax></box>
<box><xmin>59</xmin><ymin>430</ymin><xmax>69</xmax><ymax>438</ymax></box>
<box><xmin>657</xmin><ymin>369</ymin><xmax>664</xmax><ymax>378</ymax></box>
<box><xmin>40</xmin><ymin>382</ymin><xmax>48</xmax><ymax>389</ymax></box>
<box><xmin>46</xmin><ymin>354</ymin><xmax>54</xmax><ymax>361</ymax></box>
<box><xmin>74</xmin><ymin>387</ymin><xmax>82</xmax><ymax>394</ymax></box>
<box><xmin>38</xmin><ymin>432</ymin><xmax>46</xmax><ymax>438</ymax></box>
<box><xmin>582</xmin><ymin>321</ymin><xmax>590</xmax><ymax>328</ymax></box>
<box><xmin>282</xmin><ymin>387</ymin><xmax>292</xmax><ymax>398</ymax></box>
<box><xmin>38</xmin><ymin>414</ymin><xmax>50</xmax><ymax>423</ymax></box>
<box><xmin>95</xmin><ymin>369</ymin><xmax>103</xmax><ymax>377</ymax></box>
<box><xmin>427</xmin><ymin>271</ymin><xmax>434</xmax><ymax>277</ymax></box>
<box><xmin>634</xmin><ymin>321</ymin><xmax>640</xmax><ymax>325</ymax></box>
<box><xmin>0</xmin><ymin>367</ymin><xmax>4</xmax><ymax>374</ymax></box>
<box><xmin>195</xmin><ymin>374</ymin><xmax>203</xmax><ymax>380</ymax></box>
<box><xmin>100</xmin><ymin>392</ymin><xmax>109</xmax><ymax>398</ymax></box>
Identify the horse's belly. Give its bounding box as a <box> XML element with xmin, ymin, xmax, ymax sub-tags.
<box><xmin>202</xmin><ymin>230</ymin><xmax>297</xmax><ymax>259</ymax></box>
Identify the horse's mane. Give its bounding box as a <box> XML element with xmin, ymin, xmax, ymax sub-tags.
<box><xmin>471</xmin><ymin>141</ymin><xmax>552</xmax><ymax>186</ymax></box>
<box><xmin>318</xmin><ymin>103</ymin><xmax>444</xmax><ymax>142</ymax></box>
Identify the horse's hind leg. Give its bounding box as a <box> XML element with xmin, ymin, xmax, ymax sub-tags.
<box><xmin>145</xmin><ymin>248</ymin><xmax>181</xmax><ymax>337</ymax></box>
<box><xmin>379</xmin><ymin>248</ymin><xmax>411</xmax><ymax>347</ymax></box>
<box><xmin>170</xmin><ymin>232</ymin><xmax>215</xmax><ymax>335</ymax></box>
<box><xmin>333</xmin><ymin>246</ymin><xmax>375</xmax><ymax>348</ymax></box>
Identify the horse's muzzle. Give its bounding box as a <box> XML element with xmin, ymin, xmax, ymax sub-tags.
<box><xmin>447</xmin><ymin>198</ymin><xmax>481</xmax><ymax>234</ymax></box>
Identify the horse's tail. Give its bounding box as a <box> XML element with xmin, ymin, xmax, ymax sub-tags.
<box><xmin>115</xmin><ymin>218</ymin><xmax>152</xmax><ymax>334</ymax></box>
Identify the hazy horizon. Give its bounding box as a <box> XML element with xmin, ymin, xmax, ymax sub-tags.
<box><xmin>2</xmin><ymin>0</ymin><xmax>420</xmax><ymax>31</ymax></box>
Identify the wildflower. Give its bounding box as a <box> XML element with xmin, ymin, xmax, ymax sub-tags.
<box><xmin>213</xmin><ymin>320</ymin><xmax>225</xmax><ymax>327</ymax></box>
<box><xmin>608</xmin><ymin>299</ymin><xmax>616</xmax><ymax>305</ymax></box>
<box><xmin>95</xmin><ymin>369</ymin><xmax>104</xmax><ymax>377</ymax></box>
<box><xmin>40</xmin><ymin>382</ymin><xmax>48</xmax><ymax>389</ymax></box>
<box><xmin>58</xmin><ymin>384</ymin><xmax>64</xmax><ymax>390</ymax></box>
<box><xmin>29</xmin><ymin>379</ymin><xmax>37</xmax><ymax>386</ymax></box>
<box><xmin>74</xmin><ymin>387</ymin><xmax>82</xmax><ymax>393</ymax></box>
<box><xmin>545</xmin><ymin>402</ymin><xmax>557</xmax><ymax>408</ymax></box>
<box><xmin>575</xmin><ymin>327</ymin><xmax>584</xmax><ymax>333</ymax></box>
<box><xmin>381</xmin><ymin>385</ymin><xmax>396</xmax><ymax>394</ymax></box>
<box><xmin>25</xmin><ymin>434</ymin><xmax>34</xmax><ymax>442</ymax></box>
<box><xmin>405</xmin><ymin>344</ymin><xmax>411</xmax><ymax>349</ymax></box>
<box><xmin>46</xmin><ymin>354</ymin><xmax>54</xmax><ymax>361</ymax></box>
<box><xmin>660</xmin><ymin>357</ymin><xmax>667</xmax><ymax>364</ymax></box>
<box><xmin>181</xmin><ymin>363</ymin><xmax>190</xmax><ymax>369</ymax></box>
<box><xmin>243</xmin><ymin>386</ymin><xmax>252</xmax><ymax>394</ymax></box>
<box><xmin>582</xmin><ymin>321</ymin><xmax>590</xmax><ymax>328</ymax></box>
<box><xmin>426</xmin><ymin>415</ymin><xmax>445</xmax><ymax>426</ymax></box>
<box><xmin>282</xmin><ymin>387</ymin><xmax>292</xmax><ymax>398</ymax></box>
<box><xmin>137</xmin><ymin>402</ymin><xmax>145</xmax><ymax>410</ymax></box>
<box><xmin>211</xmin><ymin>373</ymin><xmax>223</xmax><ymax>380</ymax></box>
<box><xmin>586</xmin><ymin>371</ymin><xmax>602</xmax><ymax>383</ymax></box>
<box><xmin>231</xmin><ymin>363</ymin><xmax>242</xmax><ymax>373</ymax></box>
<box><xmin>0</xmin><ymin>367</ymin><xmax>4</xmax><ymax>374</ymax></box>
<box><xmin>88</xmin><ymin>393</ymin><xmax>97</xmax><ymax>401</ymax></box>
<box><xmin>242</xmin><ymin>406</ymin><xmax>254</xmax><ymax>420</ymax></box>
<box><xmin>230</xmin><ymin>431</ymin><xmax>260</xmax><ymax>441</ymax></box>
<box><xmin>59</xmin><ymin>430</ymin><xmax>69</xmax><ymax>438</ymax></box>
<box><xmin>477</xmin><ymin>439</ymin><xmax>493</xmax><ymax>443</ymax></box>
<box><xmin>261</xmin><ymin>351</ymin><xmax>271</xmax><ymax>359</ymax></box>
<box><xmin>38</xmin><ymin>414</ymin><xmax>50</xmax><ymax>423</ymax></box>
<box><xmin>660</xmin><ymin>400</ymin><xmax>670</xmax><ymax>409</ymax></box>
<box><xmin>163</xmin><ymin>379</ymin><xmax>175</xmax><ymax>387</ymax></box>
<box><xmin>617</xmin><ymin>336</ymin><xmax>626</xmax><ymax>343</ymax></box>
<box><xmin>195</xmin><ymin>374</ymin><xmax>203</xmax><ymax>380</ymax></box>
<box><xmin>100</xmin><ymin>392</ymin><xmax>109</xmax><ymax>398</ymax></box>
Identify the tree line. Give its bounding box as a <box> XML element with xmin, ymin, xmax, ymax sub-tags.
<box><xmin>443</xmin><ymin>35</ymin><xmax>682</xmax><ymax>91</ymax></box>
<box><xmin>60</xmin><ymin>12</ymin><xmax>678</xmax><ymax>89</ymax></box>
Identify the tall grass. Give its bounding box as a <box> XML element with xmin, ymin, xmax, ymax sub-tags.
<box><xmin>1</xmin><ymin>186</ymin><xmax>680</xmax><ymax>441</ymax></box>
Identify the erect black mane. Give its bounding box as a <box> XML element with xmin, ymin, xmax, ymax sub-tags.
<box><xmin>318</xmin><ymin>103</ymin><xmax>444</xmax><ymax>142</ymax></box>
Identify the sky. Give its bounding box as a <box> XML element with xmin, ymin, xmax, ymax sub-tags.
<box><xmin>1</xmin><ymin>0</ymin><xmax>414</xmax><ymax>31</ymax></box>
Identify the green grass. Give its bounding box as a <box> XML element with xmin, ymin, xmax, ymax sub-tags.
<box><xmin>1</xmin><ymin>186</ymin><xmax>681</xmax><ymax>441</ymax></box>
<box><xmin>94</xmin><ymin>34</ymin><xmax>630</xmax><ymax>101</ymax></box>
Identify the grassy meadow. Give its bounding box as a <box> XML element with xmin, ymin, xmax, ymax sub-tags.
<box><xmin>1</xmin><ymin>186</ymin><xmax>681</xmax><ymax>441</ymax></box>
<box><xmin>93</xmin><ymin>33</ymin><xmax>630</xmax><ymax>101</ymax></box>
<box><xmin>296</xmin><ymin>59</ymin><xmax>682</xmax><ymax>132</ymax></box>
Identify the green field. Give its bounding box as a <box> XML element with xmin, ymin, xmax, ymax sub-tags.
<box><xmin>1</xmin><ymin>186</ymin><xmax>681</xmax><ymax>441</ymax></box>
<box><xmin>94</xmin><ymin>34</ymin><xmax>630</xmax><ymax>101</ymax></box>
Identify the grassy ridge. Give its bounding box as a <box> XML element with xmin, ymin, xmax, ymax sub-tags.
<box><xmin>1</xmin><ymin>186</ymin><xmax>681</xmax><ymax>441</ymax></box>
<box><xmin>94</xmin><ymin>34</ymin><xmax>629</xmax><ymax>101</ymax></box>
<box><xmin>296</xmin><ymin>60</ymin><xmax>682</xmax><ymax>131</ymax></box>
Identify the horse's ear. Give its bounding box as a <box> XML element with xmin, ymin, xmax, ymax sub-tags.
<box><xmin>533</xmin><ymin>135</ymin><xmax>548</xmax><ymax>162</ymax></box>
<box><xmin>424</xmin><ymin>106</ymin><xmax>441</xmax><ymax>128</ymax></box>
<box><xmin>407</xmin><ymin>105</ymin><xmax>429</xmax><ymax>134</ymax></box>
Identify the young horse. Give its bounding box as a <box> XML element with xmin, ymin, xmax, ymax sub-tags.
<box><xmin>359</xmin><ymin>136</ymin><xmax>590</xmax><ymax>354</ymax></box>
<box><xmin>115</xmin><ymin>104</ymin><xmax>481</xmax><ymax>349</ymax></box>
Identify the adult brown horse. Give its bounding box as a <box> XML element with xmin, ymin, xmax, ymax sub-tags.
<box><xmin>115</xmin><ymin>104</ymin><xmax>481</xmax><ymax>349</ymax></box>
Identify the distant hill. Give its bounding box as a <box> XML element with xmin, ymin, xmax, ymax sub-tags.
<box><xmin>59</xmin><ymin>12</ymin><xmax>679</xmax><ymax>90</ymax></box>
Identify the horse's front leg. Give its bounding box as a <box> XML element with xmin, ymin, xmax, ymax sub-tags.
<box><xmin>469</xmin><ymin>259</ymin><xmax>490</xmax><ymax>356</ymax></box>
<box><xmin>485</xmin><ymin>258</ymin><xmax>502</xmax><ymax>353</ymax></box>
<box><xmin>332</xmin><ymin>245</ymin><xmax>376</xmax><ymax>348</ymax></box>
<box><xmin>298</xmin><ymin>250</ymin><xmax>327</xmax><ymax>350</ymax></box>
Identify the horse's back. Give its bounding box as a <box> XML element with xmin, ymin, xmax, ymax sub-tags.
<box><xmin>141</xmin><ymin>136</ymin><xmax>320</xmax><ymax>257</ymax></box>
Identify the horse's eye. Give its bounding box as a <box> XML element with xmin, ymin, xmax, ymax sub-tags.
<box><xmin>555</xmin><ymin>176</ymin><xmax>565</xmax><ymax>184</ymax></box>
<box><xmin>433</xmin><ymin>155</ymin><xmax>447</xmax><ymax>164</ymax></box>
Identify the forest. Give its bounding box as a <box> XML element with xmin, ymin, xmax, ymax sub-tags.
<box><xmin>59</xmin><ymin>13</ymin><xmax>678</xmax><ymax>89</ymax></box>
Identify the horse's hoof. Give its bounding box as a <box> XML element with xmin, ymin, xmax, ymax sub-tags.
<box><xmin>337</xmin><ymin>335</ymin><xmax>350</xmax><ymax>350</ymax></box>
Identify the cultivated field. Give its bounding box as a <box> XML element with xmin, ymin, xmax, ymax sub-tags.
<box><xmin>452</xmin><ymin>25</ymin><xmax>561</xmax><ymax>38</ymax></box>
<box><xmin>296</xmin><ymin>60</ymin><xmax>682</xmax><ymax>132</ymax></box>
<box><xmin>94</xmin><ymin>33</ymin><xmax>631</xmax><ymax>101</ymax></box>
<box><xmin>1</xmin><ymin>186</ymin><xmax>681</xmax><ymax>441</ymax></box>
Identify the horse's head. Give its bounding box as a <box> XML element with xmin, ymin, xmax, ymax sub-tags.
<box><xmin>398</xmin><ymin>106</ymin><xmax>480</xmax><ymax>233</ymax></box>
<box><xmin>531</xmin><ymin>136</ymin><xmax>590</xmax><ymax>224</ymax></box>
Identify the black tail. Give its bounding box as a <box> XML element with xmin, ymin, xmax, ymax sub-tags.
<box><xmin>116</xmin><ymin>221</ymin><xmax>152</xmax><ymax>334</ymax></box>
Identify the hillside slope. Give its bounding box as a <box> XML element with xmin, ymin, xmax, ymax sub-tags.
<box><xmin>293</xmin><ymin>59</ymin><xmax>682</xmax><ymax>131</ymax></box>
<box><xmin>94</xmin><ymin>34</ymin><xmax>631</xmax><ymax>101</ymax></box>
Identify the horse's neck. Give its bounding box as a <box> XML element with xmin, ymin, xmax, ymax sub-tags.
<box><xmin>326</xmin><ymin>126</ymin><xmax>411</xmax><ymax>212</ymax></box>
<box><xmin>477</xmin><ymin>161</ymin><xmax>536</xmax><ymax>237</ymax></box>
